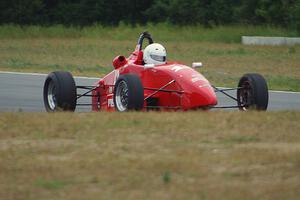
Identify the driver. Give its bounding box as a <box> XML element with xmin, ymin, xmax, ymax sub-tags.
<box><xmin>143</xmin><ymin>43</ymin><xmax>167</xmax><ymax>65</ymax></box>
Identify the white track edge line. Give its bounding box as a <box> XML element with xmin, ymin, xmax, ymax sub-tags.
<box><xmin>0</xmin><ymin>71</ymin><xmax>98</xmax><ymax>80</ymax></box>
<box><xmin>216</xmin><ymin>87</ymin><xmax>300</xmax><ymax>94</ymax></box>
<box><xmin>1</xmin><ymin>71</ymin><xmax>299</xmax><ymax>94</ymax></box>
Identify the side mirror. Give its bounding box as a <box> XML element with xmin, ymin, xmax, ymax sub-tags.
<box><xmin>192</xmin><ymin>62</ymin><xmax>203</xmax><ymax>68</ymax></box>
<box><xmin>113</xmin><ymin>55</ymin><xmax>127</xmax><ymax>69</ymax></box>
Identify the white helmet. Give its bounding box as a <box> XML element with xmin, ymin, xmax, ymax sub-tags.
<box><xmin>143</xmin><ymin>43</ymin><xmax>166</xmax><ymax>65</ymax></box>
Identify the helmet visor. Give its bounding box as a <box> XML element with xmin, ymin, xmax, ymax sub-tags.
<box><xmin>150</xmin><ymin>54</ymin><xmax>166</xmax><ymax>62</ymax></box>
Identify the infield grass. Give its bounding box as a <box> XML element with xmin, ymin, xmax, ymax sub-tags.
<box><xmin>0</xmin><ymin>111</ymin><xmax>300</xmax><ymax>200</ymax></box>
<box><xmin>0</xmin><ymin>24</ymin><xmax>299</xmax><ymax>91</ymax></box>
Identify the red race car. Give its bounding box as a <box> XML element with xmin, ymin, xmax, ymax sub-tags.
<box><xmin>43</xmin><ymin>32</ymin><xmax>268</xmax><ymax>112</ymax></box>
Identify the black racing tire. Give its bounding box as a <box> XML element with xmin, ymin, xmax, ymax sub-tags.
<box><xmin>237</xmin><ymin>73</ymin><xmax>269</xmax><ymax>111</ymax></box>
<box><xmin>43</xmin><ymin>71</ymin><xmax>77</xmax><ymax>112</ymax></box>
<box><xmin>113</xmin><ymin>74</ymin><xmax>144</xmax><ymax>111</ymax></box>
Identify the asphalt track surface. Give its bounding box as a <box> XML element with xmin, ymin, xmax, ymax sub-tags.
<box><xmin>0</xmin><ymin>71</ymin><xmax>300</xmax><ymax>112</ymax></box>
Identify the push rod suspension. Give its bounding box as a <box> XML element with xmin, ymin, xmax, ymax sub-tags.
<box><xmin>212</xmin><ymin>85</ymin><xmax>238</xmax><ymax>102</ymax></box>
<box><xmin>144</xmin><ymin>80</ymin><xmax>176</xmax><ymax>101</ymax></box>
<box><xmin>215</xmin><ymin>87</ymin><xmax>242</xmax><ymax>92</ymax></box>
<box><xmin>76</xmin><ymin>86</ymin><xmax>98</xmax><ymax>100</ymax></box>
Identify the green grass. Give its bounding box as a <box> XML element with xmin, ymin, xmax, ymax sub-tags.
<box><xmin>0</xmin><ymin>24</ymin><xmax>299</xmax><ymax>91</ymax></box>
<box><xmin>266</xmin><ymin>76</ymin><xmax>300</xmax><ymax>91</ymax></box>
<box><xmin>1</xmin><ymin>23</ymin><xmax>298</xmax><ymax>42</ymax></box>
<box><xmin>34</xmin><ymin>179</ymin><xmax>70</xmax><ymax>190</ymax></box>
<box><xmin>0</xmin><ymin>112</ymin><xmax>300</xmax><ymax>200</ymax></box>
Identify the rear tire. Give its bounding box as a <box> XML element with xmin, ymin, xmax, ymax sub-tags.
<box><xmin>237</xmin><ymin>73</ymin><xmax>268</xmax><ymax>111</ymax></box>
<box><xmin>43</xmin><ymin>71</ymin><xmax>77</xmax><ymax>112</ymax></box>
<box><xmin>113</xmin><ymin>74</ymin><xmax>144</xmax><ymax>111</ymax></box>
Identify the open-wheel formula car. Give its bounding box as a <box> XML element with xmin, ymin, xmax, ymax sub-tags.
<box><xmin>43</xmin><ymin>32</ymin><xmax>269</xmax><ymax>112</ymax></box>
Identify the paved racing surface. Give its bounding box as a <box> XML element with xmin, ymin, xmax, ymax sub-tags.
<box><xmin>1</xmin><ymin>71</ymin><xmax>300</xmax><ymax>112</ymax></box>
<box><xmin>0</xmin><ymin>72</ymin><xmax>96</xmax><ymax>112</ymax></box>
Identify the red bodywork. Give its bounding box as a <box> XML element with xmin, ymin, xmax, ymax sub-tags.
<box><xmin>92</xmin><ymin>45</ymin><xmax>217</xmax><ymax>111</ymax></box>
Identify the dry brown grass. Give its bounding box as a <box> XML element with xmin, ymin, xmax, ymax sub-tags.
<box><xmin>0</xmin><ymin>111</ymin><xmax>299</xmax><ymax>200</ymax></box>
<box><xmin>1</xmin><ymin>38</ymin><xmax>299</xmax><ymax>90</ymax></box>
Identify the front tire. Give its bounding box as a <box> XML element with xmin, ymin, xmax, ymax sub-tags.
<box><xmin>113</xmin><ymin>74</ymin><xmax>144</xmax><ymax>111</ymax></box>
<box><xmin>43</xmin><ymin>71</ymin><xmax>77</xmax><ymax>112</ymax></box>
<box><xmin>237</xmin><ymin>73</ymin><xmax>269</xmax><ymax>111</ymax></box>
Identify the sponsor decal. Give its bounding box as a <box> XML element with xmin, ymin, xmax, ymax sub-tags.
<box><xmin>192</xmin><ymin>77</ymin><xmax>202</xmax><ymax>83</ymax></box>
<box><xmin>171</xmin><ymin>66</ymin><xmax>184</xmax><ymax>72</ymax></box>
<box><xmin>108</xmin><ymin>86</ymin><xmax>113</xmax><ymax>93</ymax></box>
<box><xmin>199</xmin><ymin>84</ymin><xmax>210</xmax><ymax>88</ymax></box>
<box><xmin>191</xmin><ymin>74</ymin><xmax>206</xmax><ymax>83</ymax></box>
<box><xmin>108</xmin><ymin>99</ymin><xmax>114</xmax><ymax>107</ymax></box>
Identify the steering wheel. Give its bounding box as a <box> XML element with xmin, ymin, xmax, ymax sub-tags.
<box><xmin>137</xmin><ymin>32</ymin><xmax>154</xmax><ymax>51</ymax></box>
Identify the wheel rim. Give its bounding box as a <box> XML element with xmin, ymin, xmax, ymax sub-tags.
<box><xmin>239</xmin><ymin>81</ymin><xmax>252</xmax><ymax>110</ymax></box>
<box><xmin>115</xmin><ymin>80</ymin><xmax>129</xmax><ymax>111</ymax></box>
<box><xmin>47</xmin><ymin>81</ymin><xmax>57</xmax><ymax>110</ymax></box>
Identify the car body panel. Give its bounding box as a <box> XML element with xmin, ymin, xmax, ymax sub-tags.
<box><xmin>92</xmin><ymin>50</ymin><xmax>217</xmax><ymax>111</ymax></box>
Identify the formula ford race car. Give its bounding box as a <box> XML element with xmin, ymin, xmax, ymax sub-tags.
<box><xmin>43</xmin><ymin>32</ymin><xmax>269</xmax><ymax>112</ymax></box>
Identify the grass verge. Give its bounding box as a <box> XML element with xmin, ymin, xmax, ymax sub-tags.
<box><xmin>0</xmin><ymin>111</ymin><xmax>300</xmax><ymax>200</ymax></box>
<box><xmin>1</xmin><ymin>24</ymin><xmax>298</xmax><ymax>42</ymax></box>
